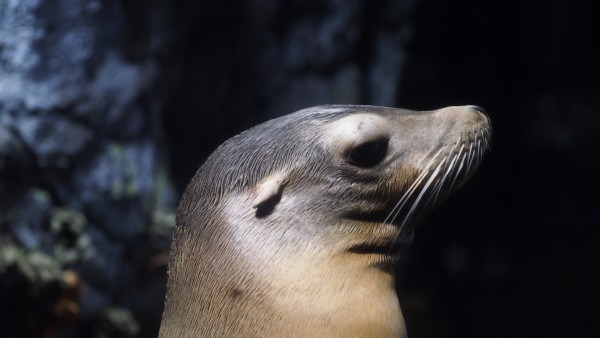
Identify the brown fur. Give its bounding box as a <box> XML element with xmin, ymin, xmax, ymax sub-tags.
<box><xmin>159</xmin><ymin>105</ymin><xmax>490</xmax><ymax>337</ymax></box>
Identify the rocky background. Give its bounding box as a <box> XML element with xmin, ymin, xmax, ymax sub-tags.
<box><xmin>0</xmin><ymin>0</ymin><xmax>598</xmax><ymax>337</ymax></box>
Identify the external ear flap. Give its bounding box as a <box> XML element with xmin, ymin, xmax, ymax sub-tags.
<box><xmin>252</xmin><ymin>173</ymin><xmax>287</xmax><ymax>217</ymax></box>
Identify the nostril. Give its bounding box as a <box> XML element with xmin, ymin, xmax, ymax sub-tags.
<box><xmin>466</xmin><ymin>105</ymin><xmax>487</xmax><ymax>115</ymax></box>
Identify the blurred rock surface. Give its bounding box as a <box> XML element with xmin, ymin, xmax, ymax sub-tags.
<box><xmin>0</xmin><ymin>0</ymin><xmax>412</xmax><ymax>337</ymax></box>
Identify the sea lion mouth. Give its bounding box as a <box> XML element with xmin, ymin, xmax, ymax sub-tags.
<box><xmin>347</xmin><ymin>241</ymin><xmax>404</xmax><ymax>256</ymax></box>
<box><xmin>345</xmin><ymin>210</ymin><xmax>393</xmax><ymax>224</ymax></box>
<box><xmin>344</xmin><ymin>210</ymin><xmax>415</xmax><ymax>262</ymax></box>
<box><xmin>345</xmin><ymin>214</ymin><xmax>415</xmax><ymax>256</ymax></box>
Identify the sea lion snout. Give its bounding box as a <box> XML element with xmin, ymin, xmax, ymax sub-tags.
<box><xmin>466</xmin><ymin>104</ymin><xmax>487</xmax><ymax>115</ymax></box>
<box><xmin>433</xmin><ymin>105</ymin><xmax>490</xmax><ymax>129</ymax></box>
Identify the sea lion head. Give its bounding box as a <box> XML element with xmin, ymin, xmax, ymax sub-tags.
<box><xmin>163</xmin><ymin>104</ymin><xmax>491</xmax><ymax>337</ymax></box>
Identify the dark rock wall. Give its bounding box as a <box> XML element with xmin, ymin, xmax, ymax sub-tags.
<box><xmin>0</xmin><ymin>1</ymin><xmax>173</xmax><ymax>337</ymax></box>
<box><xmin>163</xmin><ymin>0</ymin><xmax>412</xmax><ymax>190</ymax></box>
<box><xmin>1</xmin><ymin>0</ymin><xmax>598</xmax><ymax>337</ymax></box>
<box><xmin>1</xmin><ymin>0</ymin><xmax>413</xmax><ymax>337</ymax></box>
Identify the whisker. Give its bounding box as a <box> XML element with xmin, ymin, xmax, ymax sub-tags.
<box><xmin>466</xmin><ymin>142</ymin><xmax>475</xmax><ymax>174</ymax></box>
<box><xmin>397</xmin><ymin>155</ymin><xmax>447</xmax><ymax>236</ymax></box>
<box><xmin>383</xmin><ymin>147</ymin><xmax>446</xmax><ymax>225</ymax></box>
<box><xmin>448</xmin><ymin>144</ymin><xmax>466</xmax><ymax>190</ymax></box>
<box><xmin>476</xmin><ymin>138</ymin><xmax>483</xmax><ymax>167</ymax></box>
<box><xmin>421</xmin><ymin>155</ymin><xmax>448</xmax><ymax>203</ymax></box>
<box><xmin>384</xmin><ymin>167</ymin><xmax>429</xmax><ymax>225</ymax></box>
<box><xmin>481</xmin><ymin>129</ymin><xmax>491</xmax><ymax>150</ymax></box>
<box><xmin>429</xmin><ymin>174</ymin><xmax>445</xmax><ymax>208</ymax></box>
<box><xmin>386</xmin><ymin>122</ymin><xmax>490</xmax><ymax>250</ymax></box>
<box><xmin>430</xmin><ymin>140</ymin><xmax>461</xmax><ymax>206</ymax></box>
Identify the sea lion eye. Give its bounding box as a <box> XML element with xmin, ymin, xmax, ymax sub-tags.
<box><xmin>347</xmin><ymin>139</ymin><xmax>388</xmax><ymax>167</ymax></box>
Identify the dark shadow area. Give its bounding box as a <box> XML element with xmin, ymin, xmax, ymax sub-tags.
<box><xmin>396</xmin><ymin>1</ymin><xmax>599</xmax><ymax>337</ymax></box>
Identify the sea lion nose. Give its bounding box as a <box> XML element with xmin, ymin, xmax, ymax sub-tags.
<box><xmin>466</xmin><ymin>105</ymin><xmax>487</xmax><ymax>115</ymax></box>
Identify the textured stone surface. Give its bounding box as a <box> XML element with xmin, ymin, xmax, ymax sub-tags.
<box><xmin>15</xmin><ymin>115</ymin><xmax>93</xmax><ymax>167</ymax></box>
<box><xmin>163</xmin><ymin>0</ymin><xmax>413</xmax><ymax>188</ymax></box>
<box><xmin>0</xmin><ymin>0</ymin><xmax>173</xmax><ymax>336</ymax></box>
<box><xmin>0</xmin><ymin>0</ymin><xmax>413</xmax><ymax>337</ymax></box>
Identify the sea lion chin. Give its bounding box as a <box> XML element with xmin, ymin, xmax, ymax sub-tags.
<box><xmin>159</xmin><ymin>104</ymin><xmax>491</xmax><ymax>338</ymax></box>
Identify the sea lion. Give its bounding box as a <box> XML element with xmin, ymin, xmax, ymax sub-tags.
<box><xmin>159</xmin><ymin>105</ymin><xmax>491</xmax><ymax>337</ymax></box>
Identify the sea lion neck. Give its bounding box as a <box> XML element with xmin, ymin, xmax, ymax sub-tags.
<box><xmin>164</xmin><ymin>196</ymin><xmax>407</xmax><ymax>338</ymax></box>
